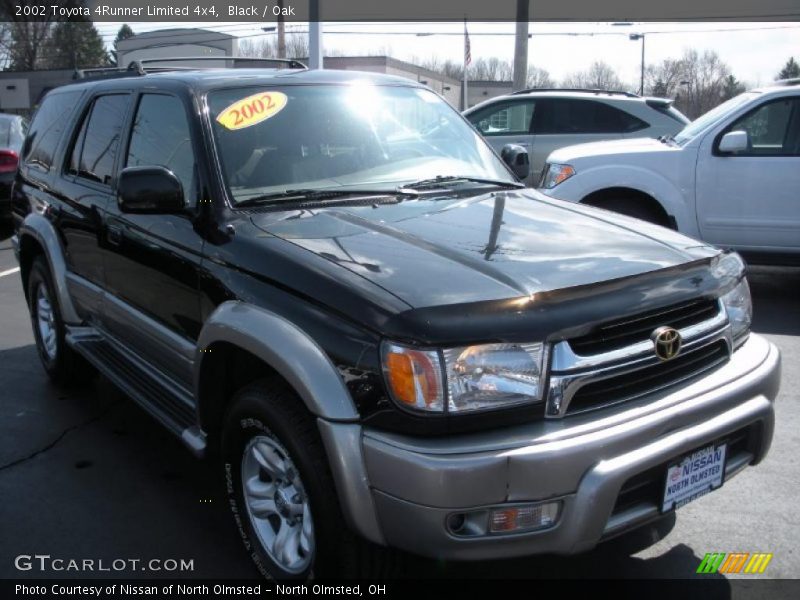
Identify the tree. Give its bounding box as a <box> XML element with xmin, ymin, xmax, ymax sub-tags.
<box><xmin>0</xmin><ymin>1</ymin><xmax>84</xmax><ymax>70</ymax></box>
<box><xmin>645</xmin><ymin>50</ymin><xmax>743</xmax><ymax>118</ymax></box>
<box><xmin>42</xmin><ymin>20</ymin><xmax>110</xmax><ymax>69</ymax></box>
<box><xmin>721</xmin><ymin>74</ymin><xmax>746</xmax><ymax>101</ymax></box>
<box><xmin>238</xmin><ymin>34</ymin><xmax>309</xmax><ymax>60</ymax></box>
<box><xmin>676</xmin><ymin>49</ymin><xmax>732</xmax><ymax>118</ymax></box>
<box><xmin>644</xmin><ymin>58</ymin><xmax>685</xmax><ymax>98</ymax></box>
<box><xmin>562</xmin><ymin>61</ymin><xmax>626</xmax><ymax>91</ymax></box>
<box><xmin>777</xmin><ymin>57</ymin><xmax>800</xmax><ymax>80</ymax></box>
<box><xmin>111</xmin><ymin>24</ymin><xmax>135</xmax><ymax>66</ymax></box>
<box><xmin>526</xmin><ymin>66</ymin><xmax>554</xmax><ymax>88</ymax></box>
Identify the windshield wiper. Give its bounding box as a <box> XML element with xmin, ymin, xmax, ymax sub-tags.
<box><xmin>400</xmin><ymin>175</ymin><xmax>524</xmax><ymax>191</ymax></box>
<box><xmin>235</xmin><ymin>188</ymin><xmax>419</xmax><ymax>208</ymax></box>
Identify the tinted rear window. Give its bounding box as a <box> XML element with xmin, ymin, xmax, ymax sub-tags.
<box><xmin>534</xmin><ymin>99</ymin><xmax>647</xmax><ymax>134</ymax></box>
<box><xmin>69</xmin><ymin>94</ymin><xmax>130</xmax><ymax>186</ymax></box>
<box><xmin>23</xmin><ymin>90</ymin><xmax>83</xmax><ymax>173</ymax></box>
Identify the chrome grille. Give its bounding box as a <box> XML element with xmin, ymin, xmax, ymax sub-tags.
<box><xmin>546</xmin><ymin>299</ymin><xmax>731</xmax><ymax>418</ymax></box>
<box><xmin>569</xmin><ymin>298</ymin><xmax>720</xmax><ymax>355</ymax></box>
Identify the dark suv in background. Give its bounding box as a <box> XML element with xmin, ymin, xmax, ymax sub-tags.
<box><xmin>11</xmin><ymin>59</ymin><xmax>780</xmax><ymax>579</ymax></box>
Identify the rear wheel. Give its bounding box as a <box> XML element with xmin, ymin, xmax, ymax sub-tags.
<box><xmin>221</xmin><ymin>380</ymin><xmax>399</xmax><ymax>579</ymax></box>
<box><xmin>27</xmin><ymin>256</ymin><xmax>95</xmax><ymax>386</ymax></box>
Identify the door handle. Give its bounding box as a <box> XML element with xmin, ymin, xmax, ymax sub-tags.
<box><xmin>513</xmin><ymin>142</ymin><xmax>531</xmax><ymax>147</ymax></box>
<box><xmin>107</xmin><ymin>222</ymin><xmax>123</xmax><ymax>246</ymax></box>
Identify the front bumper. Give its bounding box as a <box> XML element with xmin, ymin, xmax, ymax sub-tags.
<box><xmin>357</xmin><ymin>334</ymin><xmax>779</xmax><ymax>560</ymax></box>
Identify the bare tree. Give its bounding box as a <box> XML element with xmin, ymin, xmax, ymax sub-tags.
<box><xmin>526</xmin><ymin>66</ymin><xmax>554</xmax><ymax>88</ymax></box>
<box><xmin>675</xmin><ymin>49</ymin><xmax>732</xmax><ymax>118</ymax></box>
<box><xmin>238</xmin><ymin>34</ymin><xmax>309</xmax><ymax>60</ymax></box>
<box><xmin>470</xmin><ymin>57</ymin><xmax>513</xmax><ymax>82</ymax></box>
<box><xmin>562</xmin><ymin>61</ymin><xmax>627</xmax><ymax>91</ymax></box>
<box><xmin>645</xmin><ymin>58</ymin><xmax>685</xmax><ymax>98</ymax></box>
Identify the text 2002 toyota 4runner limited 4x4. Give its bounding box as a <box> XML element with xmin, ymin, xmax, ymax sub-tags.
<box><xmin>12</xmin><ymin>60</ymin><xmax>780</xmax><ymax>579</ymax></box>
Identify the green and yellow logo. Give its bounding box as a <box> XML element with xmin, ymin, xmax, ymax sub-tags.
<box><xmin>697</xmin><ymin>552</ymin><xmax>773</xmax><ymax>574</ymax></box>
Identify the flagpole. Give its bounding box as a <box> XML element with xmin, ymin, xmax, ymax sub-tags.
<box><xmin>463</xmin><ymin>18</ymin><xmax>469</xmax><ymax>110</ymax></box>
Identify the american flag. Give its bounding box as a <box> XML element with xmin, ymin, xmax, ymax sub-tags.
<box><xmin>464</xmin><ymin>20</ymin><xmax>472</xmax><ymax>67</ymax></box>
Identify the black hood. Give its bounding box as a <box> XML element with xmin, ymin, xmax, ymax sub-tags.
<box><xmin>250</xmin><ymin>189</ymin><xmax>719</xmax><ymax>310</ymax></box>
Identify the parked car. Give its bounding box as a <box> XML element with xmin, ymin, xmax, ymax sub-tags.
<box><xmin>538</xmin><ymin>80</ymin><xmax>800</xmax><ymax>265</ymax></box>
<box><xmin>464</xmin><ymin>89</ymin><xmax>688</xmax><ymax>185</ymax></box>
<box><xmin>0</xmin><ymin>113</ymin><xmax>27</xmax><ymax>219</ymax></box>
<box><xmin>12</xmin><ymin>60</ymin><xmax>780</xmax><ymax>579</ymax></box>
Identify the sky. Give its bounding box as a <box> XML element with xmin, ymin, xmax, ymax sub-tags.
<box><xmin>93</xmin><ymin>21</ymin><xmax>800</xmax><ymax>87</ymax></box>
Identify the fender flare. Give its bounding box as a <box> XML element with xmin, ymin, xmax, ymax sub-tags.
<box><xmin>18</xmin><ymin>212</ymin><xmax>81</xmax><ymax>324</ymax></box>
<box><xmin>194</xmin><ymin>302</ymin><xmax>385</xmax><ymax>544</ymax></box>
<box><xmin>568</xmin><ymin>165</ymin><xmax>698</xmax><ymax>236</ymax></box>
<box><xmin>194</xmin><ymin>301</ymin><xmax>360</xmax><ymax>422</ymax></box>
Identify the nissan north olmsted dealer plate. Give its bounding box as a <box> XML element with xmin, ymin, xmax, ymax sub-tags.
<box><xmin>662</xmin><ymin>443</ymin><xmax>727</xmax><ymax>513</ymax></box>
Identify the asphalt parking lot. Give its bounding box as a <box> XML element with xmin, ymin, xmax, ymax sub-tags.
<box><xmin>0</xmin><ymin>220</ymin><xmax>798</xmax><ymax>582</ymax></box>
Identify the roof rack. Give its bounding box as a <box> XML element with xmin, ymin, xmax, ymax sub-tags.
<box><xmin>510</xmin><ymin>87</ymin><xmax>639</xmax><ymax>98</ymax></box>
<box><xmin>73</xmin><ymin>56</ymin><xmax>307</xmax><ymax>80</ymax></box>
<box><xmin>773</xmin><ymin>77</ymin><xmax>800</xmax><ymax>87</ymax></box>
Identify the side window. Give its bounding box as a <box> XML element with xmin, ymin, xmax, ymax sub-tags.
<box><xmin>595</xmin><ymin>103</ymin><xmax>648</xmax><ymax>133</ymax></box>
<box><xmin>534</xmin><ymin>99</ymin><xmax>646</xmax><ymax>135</ymax></box>
<box><xmin>723</xmin><ymin>98</ymin><xmax>799</xmax><ymax>156</ymax></box>
<box><xmin>22</xmin><ymin>90</ymin><xmax>83</xmax><ymax>173</ymax></box>
<box><xmin>468</xmin><ymin>101</ymin><xmax>535</xmax><ymax>136</ymax></box>
<box><xmin>126</xmin><ymin>94</ymin><xmax>197</xmax><ymax>200</ymax></box>
<box><xmin>69</xmin><ymin>94</ymin><xmax>130</xmax><ymax>185</ymax></box>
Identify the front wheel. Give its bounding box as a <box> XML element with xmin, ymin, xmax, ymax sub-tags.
<box><xmin>221</xmin><ymin>380</ymin><xmax>396</xmax><ymax>579</ymax></box>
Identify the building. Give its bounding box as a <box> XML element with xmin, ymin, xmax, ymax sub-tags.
<box><xmin>115</xmin><ymin>28</ymin><xmax>239</xmax><ymax>69</ymax></box>
<box><xmin>317</xmin><ymin>56</ymin><xmax>461</xmax><ymax>107</ymax></box>
<box><xmin>0</xmin><ymin>68</ymin><xmax>76</xmax><ymax>113</ymax></box>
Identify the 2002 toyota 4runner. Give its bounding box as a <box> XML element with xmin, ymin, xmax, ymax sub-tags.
<box><xmin>11</xmin><ymin>60</ymin><xmax>781</xmax><ymax>579</ymax></box>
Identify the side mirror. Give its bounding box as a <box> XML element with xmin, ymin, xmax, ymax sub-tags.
<box><xmin>118</xmin><ymin>166</ymin><xmax>185</xmax><ymax>214</ymax></box>
<box><xmin>718</xmin><ymin>130</ymin><xmax>749</xmax><ymax>154</ymax></box>
<box><xmin>501</xmin><ymin>144</ymin><xmax>530</xmax><ymax>180</ymax></box>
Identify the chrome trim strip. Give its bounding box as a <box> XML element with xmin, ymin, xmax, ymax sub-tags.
<box><xmin>550</xmin><ymin>300</ymin><xmax>727</xmax><ymax>372</ymax></box>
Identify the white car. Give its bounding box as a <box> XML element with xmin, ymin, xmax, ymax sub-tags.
<box><xmin>464</xmin><ymin>89</ymin><xmax>689</xmax><ymax>185</ymax></box>
<box><xmin>538</xmin><ymin>81</ymin><xmax>800</xmax><ymax>264</ymax></box>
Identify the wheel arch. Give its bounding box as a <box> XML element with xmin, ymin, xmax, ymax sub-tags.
<box><xmin>194</xmin><ymin>301</ymin><xmax>360</xmax><ymax>433</ymax></box>
<box><xmin>17</xmin><ymin>212</ymin><xmax>81</xmax><ymax>323</ymax></box>
<box><xmin>581</xmin><ymin>187</ymin><xmax>674</xmax><ymax>228</ymax></box>
<box><xmin>194</xmin><ymin>302</ymin><xmax>384</xmax><ymax>546</ymax></box>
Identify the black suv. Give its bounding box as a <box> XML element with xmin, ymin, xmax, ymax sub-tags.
<box><xmin>11</xmin><ymin>61</ymin><xmax>780</xmax><ymax>579</ymax></box>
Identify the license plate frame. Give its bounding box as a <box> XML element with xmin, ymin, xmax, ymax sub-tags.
<box><xmin>661</xmin><ymin>441</ymin><xmax>728</xmax><ymax>513</ymax></box>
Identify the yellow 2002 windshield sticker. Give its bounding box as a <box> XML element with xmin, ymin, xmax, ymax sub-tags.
<box><xmin>216</xmin><ymin>91</ymin><xmax>288</xmax><ymax>130</ymax></box>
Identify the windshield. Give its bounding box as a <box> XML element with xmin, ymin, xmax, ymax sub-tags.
<box><xmin>673</xmin><ymin>92</ymin><xmax>758</xmax><ymax>145</ymax></box>
<box><xmin>208</xmin><ymin>84</ymin><xmax>514</xmax><ymax>204</ymax></box>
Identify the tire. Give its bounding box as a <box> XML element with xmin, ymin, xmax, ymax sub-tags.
<box><xmin>593</xmin><ymin>195</ymin><xmax>671</xmax><ymax>228</ymax></box>
<box><xmin>27</xmin><ymin>256</ymin><xmax>95</xmax><ymax>386</ymax></box>
<box><xmin>221</xmin><ymin>379</ymin><xmax>400</xmax><ymax>579</ymax></box>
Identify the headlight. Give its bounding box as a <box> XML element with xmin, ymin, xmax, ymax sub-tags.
<box><xmin>539</xmin><ymin>163</ymin><xmax>575</xmax><ymax>189</ymax></box>
<box><xmin>444</xmin><ymin>343</ymin><xmax>544</xmax><ymax>412</ymax></box>
<box><xmin>381</xmin><ymin>341</ymin><xmax>545</xmax><ymax>414</ymax></box>
<box><xmin>721</xmin><ymin>277</ymin><xmax>752</xmax><ymax>347</ymax></box>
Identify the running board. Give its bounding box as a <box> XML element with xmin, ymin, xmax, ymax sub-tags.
<box><xmin>66</xmin><ymin>327</ymin><xmax>207</xmax><ymax>457</ymax></box>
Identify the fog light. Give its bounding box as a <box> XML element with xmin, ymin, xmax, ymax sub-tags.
<box><xmin>489</xmin><ymin>502</ymin><xmax>561</xmax><ymax>534</ymax></box>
